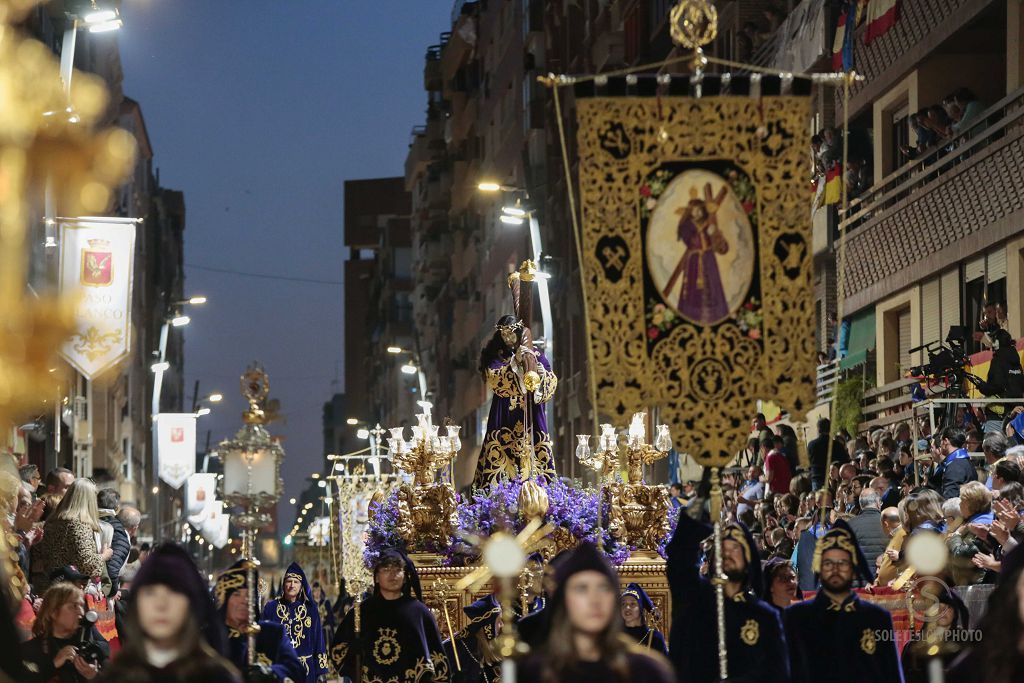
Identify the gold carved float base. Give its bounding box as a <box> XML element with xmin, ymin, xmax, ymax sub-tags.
<box><xmin>414</xmin><ymin>553</ymin><xmax>672</xmax><ymax>639</ymax></box>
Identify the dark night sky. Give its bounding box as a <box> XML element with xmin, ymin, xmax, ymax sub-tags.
<box><xmin>118</xmin><ymin>1</ymin><xmax>452</xmax><ymax>528</ymax></box>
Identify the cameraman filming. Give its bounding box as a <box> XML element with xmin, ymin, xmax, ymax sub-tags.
<box><xmin>975</xmin><ymin>328</ymin><xmax>1024</xmax><ymax>433</ymax></box>
<box><xmin>22</xmin><ymin>582</ymin><xmax>108</xmax><ymax>682</ymax></box>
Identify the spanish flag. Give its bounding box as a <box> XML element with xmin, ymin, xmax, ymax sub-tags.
<box><xmin>831</xmin><ymin>7</ymin><xmax>849</xmax><ymax>71</ymax></box>
<box><xmin>864</xmin><ymin>0</ymin><xmax>900</xmax><ymax>45</ymax></box>
<box><xmin>824</xmin><ymin>164</ymin><xmax>843</xmax><ymax>205</ymax></box>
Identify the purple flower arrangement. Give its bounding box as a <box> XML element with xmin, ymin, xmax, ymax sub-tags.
<box><xmin>363</xmin><ymin>479</ymin><xmax>674</xmax><ymax>569</ymax></box>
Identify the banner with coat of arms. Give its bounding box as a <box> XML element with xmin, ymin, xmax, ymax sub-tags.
<box><xmin>58</xmin><ymin>218</ymin><xmax>136</xmax><ymax>379</ymax></box>
<box><xmin>157</xmin><ymin>413</ymin><xmax>197</xmax><ymax>489</ymax></box>
<box><xmin>186</xmin><ymin>472</ymin><xmax>218</xmax><ymax>527</ymax></box>
<box><xmin>573</xmin><ymin>76</ymin><xmax>817</xmax><ymax>466</ymax></box>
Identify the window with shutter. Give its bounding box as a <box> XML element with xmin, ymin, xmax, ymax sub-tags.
<box><xmin>921</xmin><ymin>279</ymin><xmax>940</xmax><ymax>347</ymax></box>
<box><xmin>940</xmin><ymin>269</ymin><xmax>961</xmax><ymax>340</ymax></box>
<box><xmin>898</xmin><ymin>309</ymin><xmax>912</xmax><ymax>374</ymax></box>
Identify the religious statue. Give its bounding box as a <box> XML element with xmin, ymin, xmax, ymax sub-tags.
<box><xmin>662</xmin><ymin>183</ymin><xmax>730</xmax><ymax>325</ymax></box>
<box><xmin>472</xmin><ymin>315</ymin><xmax>558</xmax><ymax>489</ymax></box>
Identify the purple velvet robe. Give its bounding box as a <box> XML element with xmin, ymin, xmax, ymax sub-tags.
<box><xmin>676</xmin><ymin>217</ymin><xmax>729</xmax><ymax>324</ymax></box>
<box><xmin>472</xmin><ymin>351</ymin><xmax>557</xmax><ymax>489</ymax></box>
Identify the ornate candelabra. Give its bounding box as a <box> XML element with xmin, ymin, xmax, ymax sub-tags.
<box><xmin>387</xmin><ymin>405</ymin><xmax>460</xmax><ymax>551</ymax></box>
<box><xmin>579</xmin><ymin>413</ymin><xmax>672</xmax><ymax>552</ymax></box>
<box><xmin>218</xmin><ymin>364</ymin><xmax>285</xmax><ymax>665</ymax></box>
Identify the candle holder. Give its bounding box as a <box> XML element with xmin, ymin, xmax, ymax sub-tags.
<box><xmin>387</xmin><ymin>405</ymin><xmax>459</xmax><ymax>551</ymax></box>
<box><xmin>581</xmin><ymin>413</ymin><xmax>673</xmax><ymax>552</ymax></box>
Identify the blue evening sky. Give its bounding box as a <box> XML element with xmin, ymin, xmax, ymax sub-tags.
<box><xmin>118</xmin><ymin>1</ymin><xmax>453</xmax><ymax>530</ymax></box>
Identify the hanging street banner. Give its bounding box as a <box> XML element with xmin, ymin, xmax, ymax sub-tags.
<box><xmin>58</xmin><ymin>218</ymin><xmax>137</xmax><ymax>379</ymax></box>
<box><xmin>574</xmin><ymin>76</ymin><xmax>817</xmax><ymax>466</ymax></box>
<box><xmin>157</xmin><ymin>413</ymin><xmax>197</xmax><ymax>489</ymax></box>
<box><xmin>186</xmin><ymin>472</ymin><xmax>218</xmax><ymax>527</ymax></box>
<box><xmin>202</xmin><ymin>504</ymin><xmax>230</xmax><ymax>549</ymax></box>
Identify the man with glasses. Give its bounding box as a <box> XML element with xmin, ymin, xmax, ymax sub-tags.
<box><xmin>330</xmin><ymin>548</ymin><xmax>449</xmax><ymax>683</ymax></box>
<box><xmin>784</xmin><ymin>521</ymin><xmax>902</xmax><ymax>683</ymax></box>
<box><xmin>928</xmin><ymin>427</ymin><xmax>978</xmax><ymax>500</ymax></box>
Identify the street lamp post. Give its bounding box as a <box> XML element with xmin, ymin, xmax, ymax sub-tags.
<box><xmin>150</xmin><ymin>296</ymin><xmax>206</xmax><ymax>540</ymax></box>
<box><xmin>477</xmin><ymin>183</ymin><xmax>554</xmax><ymax>359</ymax></box>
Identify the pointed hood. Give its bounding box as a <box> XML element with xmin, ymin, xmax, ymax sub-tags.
<box><xmin>812</xmin><ymin>518</ymin><xmax>874</xmax><ymax>583</ymax></box>
<box><xmin>459</xmin><ymin>594</ymin><xmax>502</xmax><ymax>639</ymax></box>
<box><xmin>621</xmin><ymin>583</ymin><xmax>657</xmax><ymax>627</ymax></box>
<box><xmin>281</xmin><ymin>561</ymin><xmax>313</xmax><ymax>605</ymax></box>
<box><xmin>215</xmin><ymin>559</ymin><xmax>259</xmax><ymax>616</ymax></box>
<box><xmin>713</xmin><ymin>520</ymin><xmax>765</xmax><ymax>599</ymax></box>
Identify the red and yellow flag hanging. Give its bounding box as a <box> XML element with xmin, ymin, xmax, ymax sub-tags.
<box><xmin>823</xmin><ymin>164</ymin><xmax>843</xmax><ymax>205</ymax></box>
<box><xmin>864</xmin><ymin>0</ymin><xmax>900</xmax><ymax>45</ymax></box>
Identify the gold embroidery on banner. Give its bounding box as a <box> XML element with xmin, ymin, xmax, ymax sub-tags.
<box><xmin>740</xmin><ymin>619</ymin><xmax>760</xmax><ymax>645</ymax></box>
<box><xmin>575</xmin><ymin>96</ymin><xmax>815</xmax><ymax>466</ymax></box>
<box><xmin>373</xmin><ymin>627</ymin><xmax>401</xmax><ymax>666</ymax></box>
<box><xmin>318</xmin><ymin>652</ymin><xmax>329</xmax><ymax>671</ymax></box>
<box><xmin>860</xmin><ymin>628</ymin><xmax>877</xmax><ymax>655</ymax></box>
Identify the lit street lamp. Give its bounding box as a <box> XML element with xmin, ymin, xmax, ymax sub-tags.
<box><xmin>150</xmin><ymin>296</ymin><xmax>206</xmax><ymax>539</ymax></box>
<box><xmin>477</xmin><ymin>182</ymin><xmax>554</xmax><ymax>359</ymax></box>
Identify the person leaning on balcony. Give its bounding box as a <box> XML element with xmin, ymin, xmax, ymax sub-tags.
<box><xmin>944</xmin><ymin>87</ymin><xmax>986</xmax><ymax>135</ymax></box>
<box><xmin>927</xmin><ymin>427</ymin><xmax>978</xmax><ymax>500</ymax></box>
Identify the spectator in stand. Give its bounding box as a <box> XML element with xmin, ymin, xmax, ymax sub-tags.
<box><xmin>752</xmin><ymin>413</ymin><xmax>774</xmax><ymax>452</ymax></box>
<box><xmin>736</xmin><ymin>465</ymin><xmax>764</xmax><ymax>517</ymax></box>
<box><xmin>998</xmin><ymin>481</ymin><xmax>1024</xmax><ymax>509</ymax></box>
<box><xmin>928</xmin><ymin>427</ymin><xmax>977</xmax><ymax>499</ymax></box>
<box><xmin>965</xmin><ymin>428</ymin><xmax>983</xmax><ymax>454</ymax></box>
<box><xmin>96</xmin><ymin>489</ymin><xmax>130</xmax><ymax>596</ymax></box>
<box><xmin>21</xmin><ymin>582</ymin><xmax>109</xmax><ymax>682</ymax></box>
<box><xmin>31</xmin><ymin>479</ymin><xmax>108</xmax><ymax>593</ymax></box>
<box><xmin>894</xmin><ymin>422</ymin><xmax>912</xmax><ymax>452</ymax></box>
<box><xmin>991</xmin><ymin>458</ymin><xmax>1022</xmax><ymax>492</ymax></box>
<box><xmin>943</xmin><ymin>498</ymin><xmax>963</xmax><ymax>533</ymax></box>
<box><xmin>848</xmin><ymin>475</ymin><xmax>872</xmax><ymax>514</ymax></box>
<box><xmin>847</xmin><ymin>489</ymin><xmax>887</xmax><ymax>569</ymax></box>
<box><xmin>765</xmin><ymin>437</ymin><xmax>793</xmax><ymax>497</ymax></box>
<box><xmin>838</xmin><ymin>463</ymin><xmax>858</xmax><ymax>487</ymax></box>
<box><xmin>950</xmin><ymin>481</ymin><xmax>997</xmax><ymax>585</ymax></box>
<box><xmin>872</xmin><ymin>472</ymin><xmax>901</xmax><ymax>509</ymax></box>
<box><xmin>807</xmin><ymin>418</ymin><xmax>844</xmax><ymax>491</ymax></box>
<box><xmin>875</xmin><ymin>504</ymin><xmax>909</xmax><ymax>587</ymax></box>
<box><xmin>44</xmin><ymin>468</ymin><xmax>75</xmax><ymax>498</ymax></box>
<box><xmin>775</xmin><ymin>424</ymin><xmax>800</xmax><ymax>475</ymax></box>
<box><xmin>983</xmin><ymin>431</ymin><xmax>1010</xmax><ymax>488</ymax></box>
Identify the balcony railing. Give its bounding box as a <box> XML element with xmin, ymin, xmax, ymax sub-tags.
<box><xmin>837</xmin><ymin>86</ymin><xmax>1024</xmax><ymax>306</ymax></box>
<box><xmin>816</xmin><ymin>360</ymin><xmax>840</xmax><ymax>406</ymax></box>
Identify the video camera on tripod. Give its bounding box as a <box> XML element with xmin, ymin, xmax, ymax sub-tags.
<box><xmin>907</xmin><ymin>325</ymin><xmax>977</xmax><ymax>398</ymax></box>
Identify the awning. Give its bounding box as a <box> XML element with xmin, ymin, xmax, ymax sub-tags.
<box><xmin>840</xmin><ymin>309</ymin><xmax>876</xmax><ymax>370</ymax></box>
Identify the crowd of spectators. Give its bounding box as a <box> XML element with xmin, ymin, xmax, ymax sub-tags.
<box><xmin>1</xmin><ymin>465</ymin><xmax>147</xmax><ymax>681</ymax></box>
<box><xmin>668</xmin><ymin>410</ymin><xmax>1024</xmax><ymax>677</ymax></box>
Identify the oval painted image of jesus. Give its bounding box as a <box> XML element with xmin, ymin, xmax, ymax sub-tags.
<box><xmin>646</xmin><ymin>169</ymin><xmax>755</xmax><ymax>326</ymax></box>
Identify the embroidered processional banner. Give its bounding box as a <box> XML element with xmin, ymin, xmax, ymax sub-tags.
<box><xmin>574</xmin><ymin>77</ymin><xmax>816</xmax><ymax>466</ymax></box>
